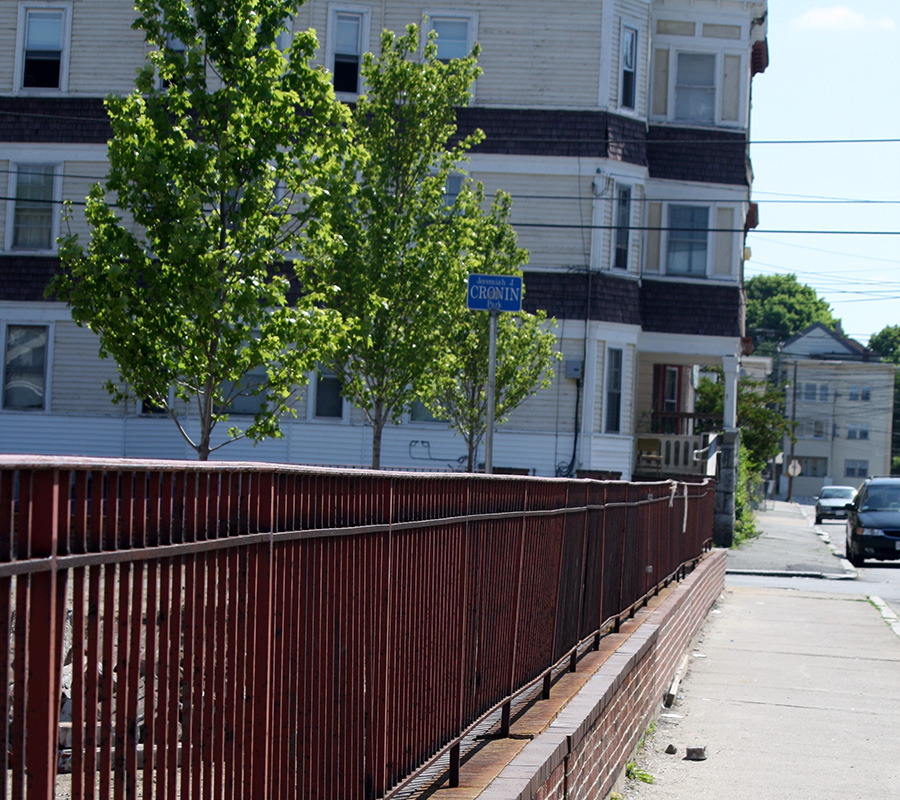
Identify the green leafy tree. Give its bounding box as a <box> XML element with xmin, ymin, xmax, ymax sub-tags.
<box><xmin>422</xmin><ymin>190</ymin><xmax>560</xmax><ymax>471</ymax></box>
<box><xmin>695</xmin><ymin>370</ymin><xmax>791</xmax><ymax>469</ymax></box>
<box><xmin>308</xmin><ymin>23</ymin><xmax>483</xmax><ymax>468</ymax></box>
<box><xmin>868</xmin><ymin>325</ymin><xmax>900</xmax><ymax>474</ymax></box>
<box><xmin>745</xmin><ymin>274</ymin><xmax>837</xmax><ymax>353</ymax></box>
<box><xmin>52</xmin><ymin>0</ymin><xmax>348</xmax><ymax>459</ymax></box>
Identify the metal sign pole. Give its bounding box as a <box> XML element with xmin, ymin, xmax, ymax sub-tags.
<box><xmin>485</xmin><ymin>309</ymin><xmax>498</xmax><ymax>474</ymax></box>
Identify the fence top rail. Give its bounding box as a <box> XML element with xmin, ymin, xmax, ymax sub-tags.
<box><xmin>0</xmin><ymin>454</ymin><xmax>710</xmax><ymax>490</ymax></box>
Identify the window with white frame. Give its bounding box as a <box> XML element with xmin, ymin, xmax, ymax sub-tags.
<box><xmin>845</xmin><ymin>459</ymin><xmax>868</xmax><ymax>478</ymax></box>
<box><xmin>216</xmin><ymin>365</ymin><xmax>269</xmax><ymax>416</ymax></box>
<box><xmin>10</xmin><ymin>164</ymin><xmax>58</xmax><ymax>251</ymax></box>
<box><xmin>443</xmin><ymin>173</ymin><xmax>463</xmax><ymax>207</ymax></box>
<box><xmin>811</xmin><ymin>419</ymin><xmax>825</xmax><ymax>439</ymax></box>
<box><xmin>329</xmin><ymin>8</ymin><xmax>367</xmax><ymax>95</ymax></box>
<box><xmin>3</xmin><ymin>324</ymin><xmax>49</xmax><ymax>411</ymax></box>
<box><xmin>17</xmin><ymin>4</ymin><xmax>70</xmax><ymax>91</ymax></box>
<box><xmin>614</xmin><ymin>186</ymin><xmax>631</xmax><ymax>270</ymax></box>
<box><xmin>848</xmin><ymin>384</ymin><xmax>872</xmax><ymax>402</ymax></box>
<box><xmin>427</xmin><ymin>14</ymin><xmax>475</xmax><ymax>62</ymax></box>
<box><xmin>620</xmin><ymin>26</ymin><xmax>637</xmax><ymax>110</ymax></box>
<box><xmin>314</xmin><ymin>366</ymin><xmax>343</xmax><ymax>419</ymax></box>
<box><xmin>605</xmin><ymin>348</ymin><xmax>623</xmax><ymax>434</ymax></box>
<box><xmin>847</xmin><ymin>422</ymin><xmax>869</xmax><ymax>440</ymax></box>
<box><xmin>819</xmin><ymin>383</ymin><xmax>829</xmax><ymax>402</ymax></box>
<box><xmin>674</xmin><ymin>52</ymin><xmax>716</xmax><ymax>123</ymax></box>
<box><xmin>666</xmin><ymin>205</ymin><xmax>708</xmax><ymax>275</ymax></box>
<box><xmin>803</xmin><ymin>382</ymin><xmax>817</xmax><ymax>402</ymax></box>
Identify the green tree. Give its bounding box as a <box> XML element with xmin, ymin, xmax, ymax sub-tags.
<box><xmin>745</xmin><ymin>274</ymin><xmax>837</xmax><ymax>353</ymax></box>
<box><xmin>868</xmin><ymin>325</ymin><xmax>900</xmax><ymax>474</ymax></box>
<box><xmin>308</xmin><ymin>23</ymin><xmax>483</xmax><ymax>468</ymax></box>
<box><xmin>52</xmin><ymin>0</ymin><xmax>348</xmax><ymax>459</ymax></box>
<box><xmin>422</xmin><ymin>190</ymin><xmax>560</xmax><ymax>471</ymax></box>
<box><xmin>695</xmin><ymin>370</ymin><xmax>791</xmax><ymax>469</ymax></box>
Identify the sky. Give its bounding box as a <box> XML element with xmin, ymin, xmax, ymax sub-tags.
<box><xmin>745</xmin><ymin>2</ymin><xmax>900</xmax><ymax>346</ymax></box>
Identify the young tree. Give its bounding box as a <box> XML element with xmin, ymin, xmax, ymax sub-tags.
<box><xmin>307</xmin><ymin>23</ymin><xmax>483</xmax><ymax>468</ymax></box>
<box><xmin>745</xmin><ymin>274</ymin><xmax>837</xmax><ymax>353</ymax></box>
<box><xmin>422</xmin><ymin>190</ymin><xmax>559</xmax><ymax>471</ymax></box>
<box><xmin>52</xmin><ymin>0</ymin><xmax>349</xmax><ymax>459</ymax></box>
<box><xmin>695</xmin><ymin>370</ymin><xmax>792</xmax><ymax>468</ymax></box>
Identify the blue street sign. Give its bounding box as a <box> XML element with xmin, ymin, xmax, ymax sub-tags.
<box><xmin>466</xmin><ymin>274</ymin><xmax>523</xmax><ymax>312</ymax></box>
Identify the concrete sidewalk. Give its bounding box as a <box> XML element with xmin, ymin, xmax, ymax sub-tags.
<box><xmin>627</xmin><ymin>504</ymin><xmax>900</xmax><ymax>800</ymax></box>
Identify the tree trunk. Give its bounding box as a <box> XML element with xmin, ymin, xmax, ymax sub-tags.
<box><xmin>371</xmin><ymin>398</ymin><xmax>385</xmax><ymax>469</ymax></box>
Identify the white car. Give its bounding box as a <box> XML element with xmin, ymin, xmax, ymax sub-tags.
<box><xmin>815</xmin><ymin>485</ymin><xmax>857</xmax><ymax>524</ymax></box>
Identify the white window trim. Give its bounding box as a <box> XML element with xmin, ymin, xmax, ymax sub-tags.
<box><xmin>5</xmin><ymin>162</ymin><xmax>63</xmax><ymax>254</ymax></box>
<box><xmin>325</xmin><ymin>3</ymin><xmax>372</xmax><ymax>100</ymax></box>
<box><xmin>306</xmin><ymin>368</ymin><xmax>349</xmax><ymax>423</ymax></box>
<box><xmin>618</xmin><ymin>21</ymin><xmax>640</xmax><ymax>114</ymax></box>
<box><xmin>14</xmin><ymin>2</ymin><xmax>73</xmax><ymax>93</ymax></box>
<box><xmin>424</xmin><ymin>10</ymin><xmax>479</xmax><ymax>60</ymax></box>
<box><xmin>1</xmin><ymin>320</ymin><xmax>54</xmax><ymax>413</ymax></box>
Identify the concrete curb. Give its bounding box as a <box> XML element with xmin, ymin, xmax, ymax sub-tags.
<box><xmin>725</xmin><ymin>568</ymin><xmax>856</xmax><ymax>580</ymax></box>
<box><xmin>868</xmin><ymin>595</ymin><xmax>900</xmax><ymax>640</ymax></box>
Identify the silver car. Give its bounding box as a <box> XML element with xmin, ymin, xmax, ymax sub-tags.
<box><xmin>815</xmin><ymin>485</ymin><xmax>856</xmax><ymax>524</ymax></box>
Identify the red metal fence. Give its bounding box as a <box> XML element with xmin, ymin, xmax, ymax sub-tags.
<box><xmin>0</xmin><ymin>456</ymin><xmax>714</xmax><ymax>800</ymax></box>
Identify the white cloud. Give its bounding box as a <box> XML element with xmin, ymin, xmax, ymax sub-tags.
<box><xmin>792</xmin><ymin>6</ymin><xmax>896</xmax><ymax>31</ymax></box>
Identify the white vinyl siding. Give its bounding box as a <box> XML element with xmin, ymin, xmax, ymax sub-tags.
<box><xmin>50</xmin><ymin>321</ymin><xmax>121</xmax><ymax>414</ymax></box>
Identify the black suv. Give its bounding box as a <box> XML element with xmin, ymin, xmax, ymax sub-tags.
<box><xmin>845</xmin><ymin>477</ymin><xmax>900</xmax><ymax>567</ymax></box>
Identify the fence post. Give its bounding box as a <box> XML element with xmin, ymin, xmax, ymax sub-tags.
<box><xmin>25</xmin><ymin>469</ymin><xmax>63</xmax><ymax>800</ymax></box>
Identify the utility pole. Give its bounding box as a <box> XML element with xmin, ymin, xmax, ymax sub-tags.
<box><xmin>787</xmin><ymin>361</ymin><xmax>798</xmax><ymax>502</ymax></box>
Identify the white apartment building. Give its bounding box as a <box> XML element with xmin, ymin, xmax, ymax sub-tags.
<box><xmin>781</xmin><ymin>323</ymin><xmax>896</xmax><ymax>498</ymax></box>
<box><xmin>0</xmin><ymin>0</ymin><xmax>769</xmax><ymax>538</ymax></box>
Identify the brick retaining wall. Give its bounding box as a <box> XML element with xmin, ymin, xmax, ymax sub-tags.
<box><xmin>477</xmin><ymin>549</ymin><xmax>727</xmax><ymax>800</ymax></box>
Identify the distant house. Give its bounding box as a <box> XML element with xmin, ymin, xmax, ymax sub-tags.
<box><xmin>0</xmin><ymin>0</ymin><xmax>769</xmax><ymax>540</ymax></box>
<box><xmin>781</xmin><ymin>323</ymin><xmax>896</xmax><ymax>497</ymax></box>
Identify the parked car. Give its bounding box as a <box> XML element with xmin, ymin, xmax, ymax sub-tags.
<box><xmin>814</xmin><ymin>485</ymin><xmax>856</xmax><ymax>524</ymax></box>
<box><xmin>845</xmin><ymin>477</ymin><xmax>900</xmax><ymax>567</ymax></box>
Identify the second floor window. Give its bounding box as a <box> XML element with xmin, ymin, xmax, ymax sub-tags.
<box><xmin>12</xmin><ymin>164</ymin><xmax>57</xmax><ymax>250</ymax></box>
<box><xmin>847</xmin><ymin>423</ymin><xmax>869</xmax><ymax>440</ymax></box>
<box><xmin>605</xmin><ymin>348</ymin><xmax>623</xmax><ymax>434</ymax></box>
<box><xmin>315</xmin><ymin>368</ymin><xmax>343</xmax><ymax>418</ymax></box>
<box><xmin>666</xmin><ymin>205</ymin><xmax>708</xmax><ymax>275</ymax></box>
<box><xmin>614</xmin><ymin>186</ymin><xmax>631</xmax><ymax>269</ymax></box>
<box><xmin>849</xmin><ymin>384</ymin><xmax>871</xmax><ymax>402</ymax></box>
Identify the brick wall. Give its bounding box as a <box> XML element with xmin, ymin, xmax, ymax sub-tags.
<box><xmin>478</xmin><ymin>549</ymin><xmax>726</xmax><ymax>800</ymax></box>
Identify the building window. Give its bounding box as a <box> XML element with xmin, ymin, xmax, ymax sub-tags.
<box><xmin>217</xmin><ymin>366</ymin><xmax>268</xmax><ymax>416</ymax></box>
<box><xmin>314</xmin><ymin>367</ymin><xmax>343</xmax><ymax>418</ymax></box>
<box><xmin>18</xmin><ymin>6</ymin><xmax>69</xmax><ymax>90</ymax></box>
<box><xmin>797</xmin><ymin>457</ymin><xmax>827</xmax><ymax>479</ymax></box>
<box><xmin>849</xmin><ymin>384</ymin><xmax>872</xmax><ymax>402</ymax></box>
<box><xmin>848</xmin><ymin>423</ymin><xmax>869</xmax><ymax>440</ymax></box>
<box><xmin>620</xmin><ymin>26</ymin><xmax>637</xmax><ymax>109</ymax></box>
<box><xmin>675</xmin><ymin>52</ymin><xmax>716</xmax><ymax>122</ymax></box>
<box><xmin>429</xmin><ymin>16</ymin><xmax>472</xmax><ymax>62</ymax></box>
<box><xmin>845</xmin><ymin>459</ymin><xmax>868</xmax><ymax>479</ymax></box>
<box><xmin>811</xmin><ymin>420</ymin><xmax>824</xmax><ymax>439</ymax></box>
<box><xmin>605</xmin><ymin>348</ymin><xmax>623</xmax><ymax>434</ymax></box>
<box><xmin>819</xmin><ymin>384</ymin><xmax>829</xmax><ymax>402</ymax></box>
<box><xmin>803</xmin><ymin>382</ymin><xmax>817</xmax><ymax>402</ymax></box>
<box><xmin>3</xmin><ymin>325</ymin><xmax>48</xmax><ymax>411</ymax></box>
<box><xmin>666</xmin><ymin>205</ymin><xmax>708</xmax><ymax>275</ymax></box>
<box><xmin>330</xmin><ymin>10</ymin><xmax>365</xmax><ymax>94</ymax></box>
<box><xmin>614</xmin><ymin>186</ymin><xmax>631</xmax><ymax>269</ymax></box>
<box><xmin>410</xmin><ymin>400</ymin><xmax>444</xmax><ymax>423</ymax></box>
<box><xmin>11</xmin><ymin>165</ymin><xmax>57</xmax><ymax>250</ymax></box>
<box><xmin>443</xmin><ymin>173</ymin><xmax>463</xmax><ymax>207</ymax></box>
